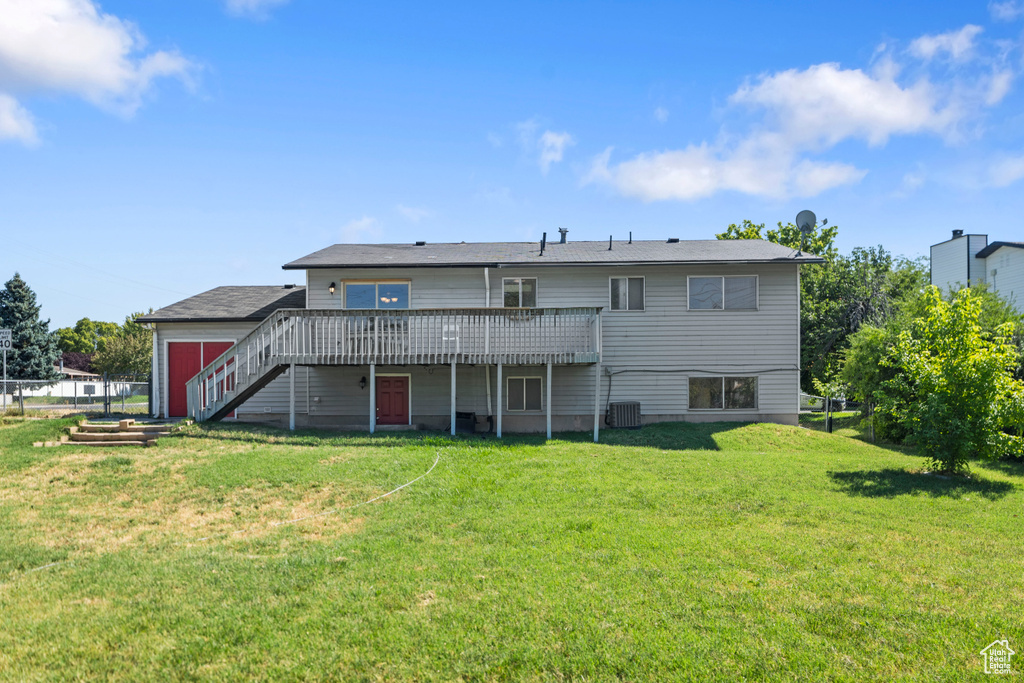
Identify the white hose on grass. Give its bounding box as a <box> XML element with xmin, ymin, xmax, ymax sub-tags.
<box><xmin>5</xmin><ymin>451</ymin><xmax>443</xmax><ymax>581</ymax></box>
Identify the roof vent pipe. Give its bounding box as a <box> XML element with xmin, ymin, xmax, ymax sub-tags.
<box><xmin>540</xmin><ymin>232</ymin><xmax>547</xmax><ymax>256</ymax></box>
<box><xmin>558</xmin><ymin>228</ymin><xmax>568</xmax><ymax>244</ymax></box>
<box><xmin>629</xmin><ymin>231</ymin><xmax>632</xmax><ymax>244</ymax></box>
<box><xmin>608</xmin><ymin>235</ymin><xmax>612</xmax><ymax>251</ymax></box>
<box><xmin>952</xmin><ymin>229</ymin><xmax>964</xmax><ymax>238</ymax></box>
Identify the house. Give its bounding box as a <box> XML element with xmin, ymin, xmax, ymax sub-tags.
<box><xmin>930</xmin><ymin>230</ymin><xmax>1024</xmax><ymax>310</ymax></box>
<box><xmin>139</xmin><ymin>237</ymin><xmax>822</xmax><ymax>439</ymax></box>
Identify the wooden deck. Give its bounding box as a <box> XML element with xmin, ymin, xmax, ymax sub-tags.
<box><xmin>187</xmin><ymin>307</ymin><xmax>601</xmax><ymax>422</ymax></box>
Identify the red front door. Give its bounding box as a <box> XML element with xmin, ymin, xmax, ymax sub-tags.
<box><xmin>168</xmin><ymin>342</ymin><xmax>202</xmax><ymax>418</ymax></box>
<box><xmin>376</xmin><ymin>376</ymin><xmax>409</xmax><ymax>425</ymax></box>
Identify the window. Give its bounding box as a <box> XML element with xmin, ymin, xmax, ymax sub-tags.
<box><xmin>610</xmin><ymin>277</ymin><xmax>645</xmax><ymax>311</ymax></box>
<box><xmin>687</xmin><ymin>276</ymin><xmax>757</xmax><ymax>310</ymax></box>
<box><xmin>689</xmin><ymin>376</ymin><xmax>757</xmax><ymax>410</ymax></box>
<box><xmin>503</xmin><ymin>278</ymin><xmax>537</xmax><ymax>307</ymax></box>
<box><xmin>344</xmin><ymin>282</ymin><xmax>410</xmax><ymax>309</ymax></box>
<box><xmin>507</xmin><ymin>376</ymin><xmax>542</xmax><ymax>411</ymax></box>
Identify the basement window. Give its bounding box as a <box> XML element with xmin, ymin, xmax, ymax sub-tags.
<box><xmin>507</xmin><ymin>377</ymin><xmax>542</xmax><ymax>411</ymax></box>
<box><xmin>503</xmin><ymin>278</ymin><xmax>537</xmax><ymax>308</ymax></box>
<box><xmin>610</xmin><ymin>277</ymin><xmax>645</xmax><ymax>311</ymax></box>
<box><xmin>687</xmin><ymin>276</ymin><xmax>758</xmax><ymax>310</ymax></box>
<box><xmin>689</xmin><ymin>376</ymin><xmax>758</xmax><ymax>410</ymax></box>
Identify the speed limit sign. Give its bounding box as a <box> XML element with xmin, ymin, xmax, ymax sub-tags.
<box><xmin>0</xmin><ymin>329</ymin><xmax>10</xmax><ymax>350</ymax></box>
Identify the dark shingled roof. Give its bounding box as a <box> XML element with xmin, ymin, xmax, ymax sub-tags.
<box><xmin>138</xmin><ymin>286</ymin><xmax>306</xmax><ymax>323</ymax></box>
<box><xmin>976</xmin><ymin>241</ymin><xmax>1024</xmax><ymax>259</ymax></box>
<box><xmin>282</xmin><ymin>239</ymin><xmax>824</xmax><ymax>269</ymax></box>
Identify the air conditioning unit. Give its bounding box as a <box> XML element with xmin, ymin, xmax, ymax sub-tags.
<box><xmin>608</xmin><ymin>401</ymin><xmax>642</xmax><ymax>428</ymax></box>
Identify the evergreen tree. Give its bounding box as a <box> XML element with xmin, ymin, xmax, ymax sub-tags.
<box><xmin>0</xmin><ymin>273</ymin><xmax>61</xmax><ymax>380</ymax></box>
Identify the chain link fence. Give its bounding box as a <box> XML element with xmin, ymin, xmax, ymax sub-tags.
<box><xmin>799</xmin><ymin>393</ymin><xmax>875</xmax><ymax>442</ymax></box>
<box><xmin>1</xmin><ymin>375</ymin><xmax>151</xmax><ymax>416</ymax></box>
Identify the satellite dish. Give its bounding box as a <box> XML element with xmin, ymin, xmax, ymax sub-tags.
<box><xmin>796</xmin><ymin>210</ymin><xmax>816</xmax><ymax>234</ymax></box>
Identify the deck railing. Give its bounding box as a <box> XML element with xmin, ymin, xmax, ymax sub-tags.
<box><xmin>186</xmin><ymin>307</ymin><xmax>601</xmax><ymax>421</ymax></box>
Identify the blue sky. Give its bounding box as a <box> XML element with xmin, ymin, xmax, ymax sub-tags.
<box><xmin>2</xmin><ymin>0</ymin><xmax>1023</xmax><ymax>329</ymax></box>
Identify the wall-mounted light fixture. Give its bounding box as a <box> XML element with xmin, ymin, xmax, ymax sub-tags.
<box><xmin>328</xmin><ymin>282</ymin><xmax>337</xmax><ymax>295</ymax></box>
<box><xmin>359</xmin><ymin>376</ymin><xmax>367</xmax><ymax>390</ymax></box>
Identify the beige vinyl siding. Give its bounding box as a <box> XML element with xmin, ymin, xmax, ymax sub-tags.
<box><xmin>163</xmin><ymin>259</ymin><xmax>802</xmax><ymax>424</ymax></box>
<box><xmin>306</xmin><ymin>268</ymin><xmax>486</xmax><ymax>309</ymax></box>
<box><xmin>154</xmin><ymin>321</ymin><xmax>308</xmax><ymax>419</ymax></box>
<box><xmin>304</xmin><ymin>262</ymin><xmax>800</xmax><ymax>418</ymax></box>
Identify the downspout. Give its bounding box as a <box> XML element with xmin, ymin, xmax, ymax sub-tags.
<box><xmin>484</xmin><ymin>267</ymin><xmax>493</xmax><ymax>423</ymax></box>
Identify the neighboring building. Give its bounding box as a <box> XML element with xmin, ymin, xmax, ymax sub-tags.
<box><xmin>139</xmin><ymin>238</ymin><xmax>822</xmax><ymax>437</ymax></box>
<box><xmin>930</xmin><ymin>230</ymin><xmax>1024</xmax><ymax>310</ymax></box>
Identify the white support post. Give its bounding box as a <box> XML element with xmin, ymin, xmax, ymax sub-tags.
<box><xmin>546</xmin><ymin>361</ymin><xmax>552</xmax><ymax>440</ymax></box>
<box><xmin>369</xmin><ymin>363</ymin><xmax>376</xmax><ymax>434</ymax></box>
<box><xmin>496</xmin><ymin>363</ymin><xmax>502</xmax><ymax>438</ymax></box>
<box><xmin>288</xmin><ymin>363</ymin><xmax>296</xmax><ymax>431</ymax></box>
<box><xmin>150</xmin><ymin>324</ymin><xmax>159</xmax><ymax>418</ymax></box>
<box><xmin>450</xmin><ymin>361</ymin><xmax>457</xmax><ymax>436</ymax></box>
<box><xmin>593</xmin><ymin>362</ymin><xmax>601</xmax><ymax>443</ymax></box>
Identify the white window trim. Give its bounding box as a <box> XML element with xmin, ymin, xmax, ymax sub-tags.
<box><xmin>502</xmin><ymin>277</ymin><xmax>538</xmax><ymax>308</ymax></box>
<box><xmin>608</xmin><ymin>276</ymin><xmax>646</xmax><ymax>312</ymax></box>
<box><xmin>686</xmin><ymin>275</ymin><xmax>759</xmax><ymax>311</ymax></box>
<box><xmin>506</xmin><ymin>375</ymin><xmax>544</xmax><ymax>412</ymax></box>
<box><xmin>342</xmin><ymin>280</ymin><xmax>412</xmax><ymax>310</ymax></box>
<box><xmin>687</xmin><ymin>376</ymin><xmax>759</xmax><ymax>411</ymax></box>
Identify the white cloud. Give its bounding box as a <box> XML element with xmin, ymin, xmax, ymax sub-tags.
<box><xmin>0</xmin><ymin>0</ymin><xmax>195</xmax><ymax>144</ymax></box>
<box><xmin>516</xmin><ymin>118</ymin><xmax>574</xmax><ymax>173</ymax></box>
<box><xmin>895</xmin><ymin>169</ymin><xmax>926</xmax><ymax>196</ymax></box>
<box><xmin>990</xmin><ymin>1</ymin><xmax>1024</xmax><ymax>21</ymax></box>
<box><xmin>988</xmin><ymin>154</ymin><xmax>1024</xmax><ymax>187</ymax></box>
<box><xmin>486</xmin><ymin>131</ymin><xmax>503</xmax><ymax>147</ymax></box>
<box><xmin>654</xmin><ymin>106</ymin><xmax>669</xmax><ymax>123</ymax></box>
<box><xmin>909</xmin><ymin>25</ymin><xmax>984</xmax><ymax>62</ymax></box>
<box><xmin>538</xmin><ymin>130</ymin><xmax>574</xmax><ymax>173</ymax></box>
<box><xmin>729</xmin><ymin>62</ymin><xmax>958</xmax><ymax>147</ymax></box>
<box><xmin>224</xmin><ymin>0</ymin><xmax>291</xmax><ymax>19</ymax></box>
<box><xmin>0</xmin><ymin>0</ymin><xmax>195</xmax><ymax>115</ymax></box>
<box><xmin>585</xmin><ymin>139</ymin><xmax>865</xmax><ymax>201</ymax></box>
<box><xmin>396</xmin><ymin>204</ymin><xmax>431</xmax><ymax>222</ymax></box>
<box><xmin>0</xmin><ymin>93</ymin><xmax>37</xmax><ymax>144</ymax></box>
<box><xmin>587</xmin><ymin>37</ymin><xmax>1013</xmax><ymax>202</ymax></box>
<box><xmin>340</xmin><ymin>215</ymin><xmax>382</xmax><ymax>243</ymax></box>
<box><xmin>986</xmin><ymin>69</ymin><xmax>1014</xmax><ymax>104</ymax></box>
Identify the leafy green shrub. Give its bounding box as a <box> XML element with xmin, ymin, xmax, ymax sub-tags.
<box><xmin>874</xmin><ymin>286</ymin><xmax>1024</xmax><ymax>474</ymax></box>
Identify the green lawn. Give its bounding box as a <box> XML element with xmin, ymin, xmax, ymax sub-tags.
<box><xmin>0</xmin><ymin>417</ymin><xmax>1020</xmax><ymax>681</ymax></box>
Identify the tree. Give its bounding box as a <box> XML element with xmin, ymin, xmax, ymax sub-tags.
<box><xmin>843</xmin><ymin>283</ymin><xmax>1023</xmax><ymax>405</ymax></box>
<box><xmin>92</xmin><ymin>312</ymin><xmax>152</xmax><ymax>376</ymax></box>
<box><xmin>717</xmin><ymin>220</ymin><xmax>926</xmax><ymax>391</ymax></box>
<box><xmin>717</xmin><ymin>219</ymin><xmax>839</xmax><ymax>261</ymax></box>
<box><xmin>874</xmin><ymin>286</ymin><xmax>1024</xmax><ymax>474</ymax></box>
<box><xmin>0</xmin><ymin>273</ymin><xmax>61</xmax><ymax>380</ymax></box>
<box><xmin>55</xmin><ymin>318</ymin><xmax>119</xmax><ymax>353</ymax></box>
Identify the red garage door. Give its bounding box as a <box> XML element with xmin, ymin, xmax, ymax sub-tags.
<box><xmin>167</xmin><ymin>342</ymin><xmax>201</xmax><ymax>418</ymax></box>
<box><xmin>167</xmin><ymin>341</ymin><xmax>236</xmax><ymax>418</ymax></box>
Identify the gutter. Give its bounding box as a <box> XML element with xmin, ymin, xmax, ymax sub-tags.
<box><xmin>284</xmin><ymin>257</ymin><xmax>827</xmax><ymax>270</ymax></box>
